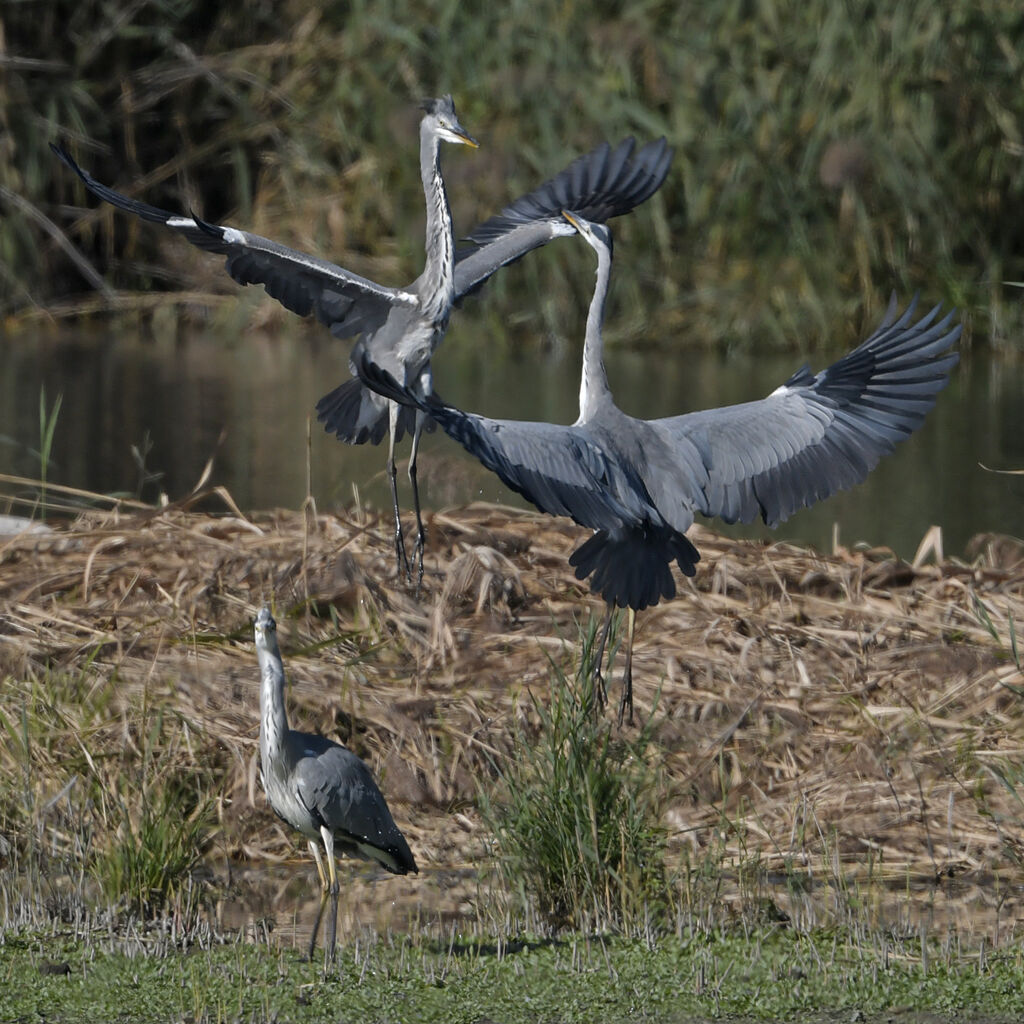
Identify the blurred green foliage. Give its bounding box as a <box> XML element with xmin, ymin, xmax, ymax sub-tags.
<box><xmin>2</xmin><ymin>0</ymin><xmax>1022</xmax><ymax>348</ymax></box>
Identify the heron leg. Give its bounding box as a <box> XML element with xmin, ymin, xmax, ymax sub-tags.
<box><xmin>589</xmin><ymin>607</ymin><xmax>613</xmax><ymax>714</ymax></box>
<box><xmin>308</xmin><ymin>839</ymin><xmax>328</xmax><ymax>890</ymax></box>
<box><xmin>321</xmin><ymin>826</ymin><xmax>340</xmax><ymax>966</ymax></box>
<box><xmin>304</xmin><ymin>840</ymin><xmax>330</xmax><ymax>961</ymax></box>
<box><xmin>387</xmin><ymin>402</ymin><xmax>411</xmax><ymax>582</ymax></box>
<box><xmin>306</xmin><ymin>888</ymin><xmax>329</xmax><ymax>963</ymax></box>
<box><xmin>408</xmin><ymin>412</ymin><xmax>427</xmax><ymax>594</ymax></box>
<box><xmin>617</xmin><ymin>608</ymin><xmax>637</xmax><ymax>727</ymax></box>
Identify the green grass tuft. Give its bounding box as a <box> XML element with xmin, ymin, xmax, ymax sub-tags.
<box><xmin>479</xmin><ymin>618</ymin><xmax>668</xmax><ymax>932</ymax></box>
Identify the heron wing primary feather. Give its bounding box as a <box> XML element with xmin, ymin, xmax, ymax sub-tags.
<box><xmin>652</xmin><ymin>298</ymin><xmax>961</xmax><ymax>528</ymax></box>
<box><xmin>452</xmin><ymin>137</ymin><xmax>672</xmax><ymax>301</ymax></box>
<box><xmin>51</xmin><ymin>143</ymin><xmax>415</xmax><ymax>338</ymax></box>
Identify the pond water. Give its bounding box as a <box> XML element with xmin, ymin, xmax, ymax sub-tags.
<box><xmin>1</xmin><ymin>317</ymin><xmax>1021</xmax><ymax>560</ymax></box>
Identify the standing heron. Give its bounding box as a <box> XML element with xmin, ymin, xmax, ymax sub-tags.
<box><xmin>355</xmin><ymin>212</ymin><xmax>961</xmax><ymax>723</ymax></box>
<box><xmin>253</xmin><ymin>606</ymin><xmax>416</xmax><ymax>962</ymax></box>
<box><xmin>51</xmin><ymin>124</ymin><xmax>671</xmax><ymax>584</ymax></box>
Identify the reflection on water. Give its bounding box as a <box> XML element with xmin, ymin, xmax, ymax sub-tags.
<box><xmin>1</xmin><ymin>321</ymin><xmax>1021</xmax><ymax>558</ymax></box>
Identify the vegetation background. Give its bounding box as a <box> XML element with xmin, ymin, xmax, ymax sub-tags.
<box><xmin>2</xmin><ymin>7</ymin><xmax>1024</xmax><ymax>1018</ymax></box>
<box><xmin>3</xmin><ymin>0</ymin><xmax>1022</xmax><ymax>350</ymax></box>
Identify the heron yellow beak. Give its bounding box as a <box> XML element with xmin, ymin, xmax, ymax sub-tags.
<box><xmin>456</xmin><ymin>130</ymin><xmax>480</xmax><ymax>149</ymax></box>
<box><xmin>562</xmin><ymin>210</ymin><xmax>582</xmax><ymax>231</ymax></box>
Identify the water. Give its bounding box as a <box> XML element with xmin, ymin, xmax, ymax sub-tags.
<box><xmin>1</xmin><ymin>319</ymin><xmax>1021</xmax><ymax>559</ymax></box>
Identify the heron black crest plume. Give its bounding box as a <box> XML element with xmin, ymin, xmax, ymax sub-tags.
<box><xmin>420</xmin><ymin>94</ymin><xmax>456</xmax><ymax>116</ymax></box>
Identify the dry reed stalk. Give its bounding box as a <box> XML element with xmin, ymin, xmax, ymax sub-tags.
<box><xmin>0</xmin><ymin>495</ymin><xmax>1022</xmax><ymax>926</ymax></box>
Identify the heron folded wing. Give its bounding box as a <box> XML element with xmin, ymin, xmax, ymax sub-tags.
<box><xmin>295</xmin><ymin>743</ymin><xmax>416</xmax><ymax>874</ymax></box>
<box><xmin>51</xmin><ymin>143</ymin><xmax>415</xmax><ymax>338</ymax></box>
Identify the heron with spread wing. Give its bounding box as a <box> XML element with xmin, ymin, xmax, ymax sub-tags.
<box><xmin>356</xmin><ymin>212</ymin><xmax>961</xmax><ymax>723</ymax></box>
<box><xmin>254</xmin><ymin>606</ymin><xmax>416</xmax><ymax>963</ymax></box>
<box><xmin>53</xmin><ymin>96</ymin><xmax>476</xmax><ymax>583</ymax></box>
<box><xmin>52</xmin><ymin>110</ymin><xmax>672</xmax><ymax>586</ymax></box>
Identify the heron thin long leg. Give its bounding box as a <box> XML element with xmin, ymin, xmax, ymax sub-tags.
<box><xmin>589</xmin><ymin>607</ymin><xmax>613</xmax><ymax>713</ymax></box>
<box><xmin>321</xmin><ymin>826</ymin><xmax>340</xmax><ymax>966</ymax></box>
<box><xmin>308</xmin><ymin>840</ymin><xmax>328</xmax><ymax>890</ymax></box>
<box><xmin>305</xmin><ymin>839</ymin><xmax>330</xmax><ymax>962</ymax></box>
<box><xmin>617</xmin><ymin>607</ymin><xmax>637</xmax><ymax>727</ymax></box>
<box><xmin>408</xmin><ymin>412</ymin><xmax>427</xmax><ymax>593</ymax></box>
<box><xmin>307</xmin><ymin>889</ymin><xmax>329</xmax><ymax>962</ymax></box>
<box><xmin>386</xmin><ymin>403</ymin><xmax>411</xmax><ymax>581</ymax></box>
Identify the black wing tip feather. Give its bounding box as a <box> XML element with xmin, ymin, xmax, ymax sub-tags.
<box><xmin>190</xmin><ymin>209</ymin><xmax>221</xmax><ymax>238</ymax></box>
<box><xmin>50</xmin><ymin>138</ymin><xmax>185</xmax><ymax>228</ymax></box>
<box><xmin>464</xmin><ymin>135</ymin><xmax>673</xmax><ymax>246</ymax></box>
<box><xmin>381</xmin><ymin>838</ymin><xmax>418</xmax><ymax>875</ymax></box>
<box><xmin>819</xmin><ymin>297</ymin><xmax>962</xmax><ymax>393</ymax></box>
<box><xmin>49</xmin><ymin>140</ymin><xmax>75</xmax><ymax>168</ymax></box>
<box><xmin>50</xmin><ymin>141</ymin><xmax>102</xmax><ymax>194</ymax></box>
<box><xmin>748</xmin><ymin>295</ymin><xmax>961</xmax><ymax>530</ymax></box>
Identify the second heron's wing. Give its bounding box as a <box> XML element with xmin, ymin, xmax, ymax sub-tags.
<box><xmin>452</xmin><ymin>136</ymin><xmax>673</xmax><ymax>301</ymax></box>
<box><xmin>52</xmin><ymin>143</ymin><xmax>416</xmax><ymax>339</ymax></box>
<box><xmin>651</xmin><ymin>297</ymin><xmax>961</xmax><ymax>528</ymax></box>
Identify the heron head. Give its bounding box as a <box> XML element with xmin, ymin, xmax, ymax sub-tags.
<box><xmin>562</xmin><ymin>210</ymin><xmax>613</xmax><ymax>257</ymax></box>
<box><xmin>254</xmin><ymin>606</ymin><xmax>277</xmax><ymax>646</ymax></box>
<box><xmin>420</xmin><ymin>95</ymin><xmax>478</xmax><ymax>148</ymax></box>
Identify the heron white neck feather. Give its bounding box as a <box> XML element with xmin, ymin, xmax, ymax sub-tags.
<box><xmin>257</xmin><ymin>643</ymin><xmax>289</xmax><ymax>777</ymax></box>
<box><xmin>577</xmin><ymin>241</ymin><xmax>613</xmax><ymax>423</ymax></box>
<box><xmin>419</xmin><ymin>124</ymin><xmax>455</xmax><ymax>322</ymax></box>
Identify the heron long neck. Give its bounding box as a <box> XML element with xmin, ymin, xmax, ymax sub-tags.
<box><xmin>577</xmin><ymin>240</ymin><xmax>614</xmax><ymax>423</ymax></box>
<box><xmin>258</xmin><ymin>643</ymin><xmax>289</xmax><ymax>770</ymax></box>
<box><xmin>419</xmin><ymin>123</ymin><xmax>455</xmax><ymax>322</ymax></box>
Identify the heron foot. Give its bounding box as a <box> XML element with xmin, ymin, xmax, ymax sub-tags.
<box><xmin>617</xmin><ymin>616</ymin><xmax>636</xmax><ymax>727</ymax></box>
<box><xmin>393</xmin><ymin>521</ymin><xmax>412</xmax><ymax>583</ymax></box>
<box><xmin>617</xmin><ymin>664</ymin><xmax>634</xmax><ymax>727</ymax></box>
<box><xmin>587</xmin><ymin>666</ymin><xmax>608</xmax><ymax>717</ymax></box>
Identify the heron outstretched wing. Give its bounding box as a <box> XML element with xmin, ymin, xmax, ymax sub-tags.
<box><xmin>452</xmin><ymin>137</ymin><xmax>673</xmax><ymax>301</ymax></box>
<box><xmin>652</xmin><ymin>297</ymin><xmax>961</xmax><ymax>527</ymax></box>
<box><xmin>355</xmin><ymin>350</ymin><xmax>642</xmax><ymax>530</ymax></box>
<box><xmin>51</xmin><ymin>143</ymin><xmax>416</xmax><ymax>339</ymax></box>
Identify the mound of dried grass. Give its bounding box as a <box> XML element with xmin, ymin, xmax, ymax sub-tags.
<box><xmin>1</xmin><ymin>489</ymin><xmax>1022</xmax><ymax>933</ymax></box>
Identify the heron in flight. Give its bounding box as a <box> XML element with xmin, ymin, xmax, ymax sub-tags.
<box><xmin>355</xmin><ymin>212</ymin><xmax>961</xmax><ymax>723</ymax></box>
<box><xmin>253</xmin><ymin>606</ymin><xmax>416</xmax><ymax>963</ymax></box>
<box><xmin>51</xmin><ymin>111</ymin><xmax>672</xmax><ymax>586</ymax></box>
<box><xmin>52</xmin><ymin>96</ymin><xmax>476</xmax><ymax>581</ymax></box>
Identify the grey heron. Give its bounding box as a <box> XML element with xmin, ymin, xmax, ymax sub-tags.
<box><xmin>52</xmin><ymin>96</ymin><xmax>476</xmax><ymax>583</ymax></box>
<box><xmin>253</xmin><ymin>606</ymin><xmax>416</xmax><ymax>962</ymax></box>
<box><xmin>355</xmin><ymin>211</ymin><xmax>961</xmax><ymax>723</ymax></box>
<box><xmin>51</xmin><ymin>123</ymin><xmax>672</xmax><ymax>585</ymax></box>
